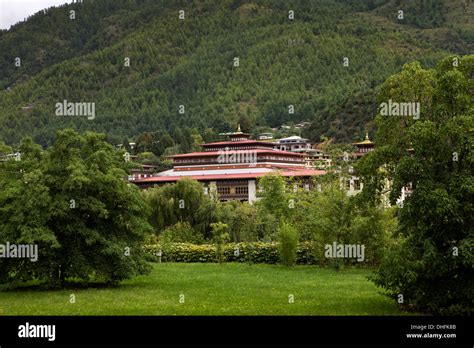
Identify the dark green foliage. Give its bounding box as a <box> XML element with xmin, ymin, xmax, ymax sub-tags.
<box><xmin>215</xmin><ymin>201</ymin><xmax>260</xmax><ymax>242</ymax></box>
<box><xmin>144</xmin><ymin>178</ymin><xmax>218</xmax><ymax>240</ymax></box>
<box><xmin>143</xmin><ymin>174</ymin><xmax>395</xmax><ymax>266</ymax></box>
<box><xmin>160</xmin><ymin>221</ymin><xmax>204</xmax><ymax>244</ymax></box>
<box><xmin>304</xmin><ymin>90</ymin><xmax>378</xmax><ymax>143</ymax></box>
<box><xmin>135</xmin><ymin>132</ymin><xmax>154</xmax><ymax>153</ymax></box>
<box><xmin>145</xmin><ymin>177</ymin><xmax>290</xmax><ymax>244</ymax></box>
<box><xmin>211</xmin><ymin>222</ymin><xmax>230</xmax><ymax>263</ymax></box>
<box><xmin>122</xmin><ymin>137</ymin><xmax>132</xmax><ymax>153</ymax></box>
<box><xmin>291</xmin><ymin>176</ymin><xmax>397</xmax><ymax>267</ymax></box>
<box><xmin>144</xmin><ymin>242</ymin><xmax>318</xmax><ymax>264</ymax></box>
<box><xmin>0</xmin><ymin>129</ymin><xmax>152</xmax><ymax>288</ymax></box>
<box><xmin>155</xmin><ymin>133</ymin><xmax>174</xmax><ymax>156</ymax></box>
<box><xmin>257</xmin><ymin>173</ymin><xmax>291</xmax><ymax>221</ymax></box>
<box><xmin>374</xmin><ymin>0</ymin><xmax>446</xmax><ymax>29</ymax></box>
<box><xmin>277</xmin><ymin>221</ymin><xmax>298</xmax><ymax>266</ymax></box>
<box><xmin>362</xmin><ymin>55</ymin><xmax>473</xmax><ymax>315</ymax></box>
<box><xmin>1</xmin><ymin>0</ymin><xmax>471</xmax><ymax>145</ymax></box>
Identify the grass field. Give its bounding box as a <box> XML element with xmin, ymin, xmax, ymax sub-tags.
<box><xmin>0</xmin><ymin>263</ymin><xmax>407</xmax><ymax>315</ymax></box>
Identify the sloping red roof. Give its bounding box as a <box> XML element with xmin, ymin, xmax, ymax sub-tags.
<box><xmin>132</xmin><ymin>169</ymin><xmax>325</xmax><ymax>183</ymax></box>
<box><xmin>202</xmin><ymin>140</ymin><xmax>275</xmax><ymax>147</ymax></box>
<box><xmin>171</xmin><ymin>149</ymin><xmax>303</xmax><ymax>158</ymax></box>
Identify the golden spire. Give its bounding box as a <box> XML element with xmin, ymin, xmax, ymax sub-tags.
<box><xmin>353</xmin><ymin>130</ymin><xmax>374</xmax><ymax>146</ymax></box>
<box><xmin>237</xmin><ymin>124</ymin><xmax>242</xmax><ymax>132</ymax></box>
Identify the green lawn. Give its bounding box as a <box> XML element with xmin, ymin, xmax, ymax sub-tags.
<box><xmin>0</xmin><ymin>263</ymin><xmax>407</xmax><ymax>315</ymax></box>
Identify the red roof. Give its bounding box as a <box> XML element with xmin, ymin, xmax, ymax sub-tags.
<box><xmin>132</xmin><ymin>169</ymin><xmax>325</xmax><ymax>183</ymax></box>
<box><xmin>202</xmin><ymin>140</ymin><xmax>275</xmax><ymax>147</ymax></box>
<box><xmin>171</xmin><ymin>149</ymin><xmax>303</xmax><ymax>158</ymax></box>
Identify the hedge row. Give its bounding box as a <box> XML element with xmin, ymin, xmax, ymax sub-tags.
<box><xmin>143</xmin><ymin>242</ymin><xmax>318</xmax><ymax>264</ymax></box>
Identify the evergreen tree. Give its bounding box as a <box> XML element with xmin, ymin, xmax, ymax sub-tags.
<box><xmin>0</xmin><ymin>130</ymin><xmax>152</xmax><ymax>288</ymax></box>
<box><xmin>359</xmin><ymin>55</ymin><xmax>473</xmax><ymax>314</ymax></box>
<box><xmin>122</xmin><ymin>137</ymin><xmax>132</xmax><ymax>153</ymax></box>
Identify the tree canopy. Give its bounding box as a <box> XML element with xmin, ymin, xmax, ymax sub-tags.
<box><xmin>1</xmin><ymin>0</ymin><xmax>471</xmax><ymax>146</ymax></box>
<box><xmin>0</xmin><ymin>129</ymin><xmax>152</xmax><ymax>288</ymax></box>
<box><xmin>358</xmin><ymin>54</ymin><xmax>473</xmax><ymax>314</ymax></box>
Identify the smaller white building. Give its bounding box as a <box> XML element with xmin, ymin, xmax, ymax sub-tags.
<box><xmin>276</xmin><ymin>136</ymin><xmax>312</xmax><ymax>152</ymax></box>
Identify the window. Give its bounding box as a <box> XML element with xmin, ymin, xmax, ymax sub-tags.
<box><xmin>217</xmin><ymin>187</ymin><xmax>230</xmax><ymax>195</ymax></box>
<box><xmin>354</xmin><ymin>180</ymin><xmax>361</xmax><ymax>191</ymax></box>
<box><xmin>235</xmin><ymin>186</ymin><xmax>248</xmax><ymax>195</ymax></box>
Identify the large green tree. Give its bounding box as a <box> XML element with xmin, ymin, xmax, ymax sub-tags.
<box><xmin>0</xmin><ymin>129</ymin><xmax>152</xmax><ymax>288</ymax></box>
<box><xmin>358</xmin><ymin>55</ymin><xmax>473</xmax><ymax>314</ymax></box>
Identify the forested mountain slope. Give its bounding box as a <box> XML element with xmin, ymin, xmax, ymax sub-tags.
<box><xmin>0</xmin><ymin>0</ymin><xmax>472</xmax><ymax>146</ymax></box>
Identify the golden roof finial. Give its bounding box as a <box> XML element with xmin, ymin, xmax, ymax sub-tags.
<box><xmin>237</xmin><ymin>124</ymin><xmax>242</xmax><ymax>132</ymax></box>
<box><xmin>353</xmin><ymin>129</ymin><xmax>374</xmax><ymax>146</ymax></box>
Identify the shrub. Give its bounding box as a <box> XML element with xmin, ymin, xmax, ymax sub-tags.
<box><xmin>278</xmin><ymin>221</ymin><xmax>298</xmax><ymax>266</ymax></box>
<box><xmin>161</xmin><ymin>222</ymin><xmax>204</xmax><ymax>244</ymax></box>
<box><xmin>215</xmin><ymin>201</ymin><xmax>261</xmax><ymax>242</ymax></box>
<box><xmin>211</xmin><ymin>222</ymin><xmax>230</xmax><ymax>263</ymax></box>
<box><xmin>144</xmin><ymin>242</ymin><xmax>318</xmax><ymax>265</ymax></box>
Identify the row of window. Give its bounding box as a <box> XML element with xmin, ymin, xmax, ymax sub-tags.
<box><xmin>216</xmin><ymin>186</ymin><xmax>249</xmax><ymax>195</ymax></box>
<box><xmin>279</xmin><ymin>144</ymin><xmax>311</xmax><ymax>150</ymax></box>
<box><xmin>128</xmin><ymin>174</ymin><xmax>151</xmax><ymax>180</ymax></box>
<box><xmin>175</xmin><ymin>156</ymin><xmax>302</xmax><ymax>164</ymax></box>
<box><xmin>205</xmin><ymin>146</ymin><xmax>271</xmax><ymax>151</ymax></box>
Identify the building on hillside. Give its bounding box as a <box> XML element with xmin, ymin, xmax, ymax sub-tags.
<box><xmin>116</xmin><ymin>142</ymin><xmax>136</xmax><ymax>150</ymax></box>
<box><xmin>258</xmin><ymin>132</ymin><xmax>274</xmax><ymax>140</ymax></box>
<box><xmin>132</xmin><ymin>126</ymin><xmax>325</xmax><ymax>202</ymax></box>
<box><xmin>128</xmin><ymin>164</ymin><xmax>159</xmax><ymax>181</ymax></box>
<box><xmin>294</xmin><ymin>121</ymin><xmax>311</xmax><ymax>129</ymax></box>
<box><xmin>20</xmin><ymin>104</ymin><xmax>34</xmax><ymax>111</ymax></box>
<box><xmin>343</xmin><ymin>132</ymin><xmax>375</xmax><ymax>196</ymax></box>
<box><xmin>275</xmin><ymin>135</ymin><xmax>331</xmax><ymax>168</ymax></box>
<box><xmin>276</xmin><ymin>135</ymin><xmax>312</xmax><ymax>152</ymax></box>
<box><xmin>288</xmin><ymin>148</ymin><xmax>328</xmax><ymax>168</ymax></box>
<box><xmin>352</xmin><ymin>132</ymin><xmax>375</xmax><ymax>159</ymax></box>
<box><xmin>312</xmin><ymin>139</ymin><xmax>333</xmax><ymax>169</ymax></box>
<box><xmin>0</xmin><ymin>152</ymin><xmax>20</xmax><ymax>162</ymax></box>
<box><xmin>312</xmin><ymin>149</ymin><xmax>332</xmax><ymax>170</ymax></box>
<box><xmin>344</xmin><ymin>132</ymin><xmax>412</xmax><ymax>205</ymax></box>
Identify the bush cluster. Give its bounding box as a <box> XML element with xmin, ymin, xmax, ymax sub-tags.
<box><xmin>143</xmin><ymin>242</ymin><xmax>381</xmax><ymax>266</ymax></box>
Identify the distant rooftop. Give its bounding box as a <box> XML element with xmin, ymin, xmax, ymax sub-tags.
<box><xmin>277</xmin><ymin>135</ymin><xmax>309</xmax><ymax>143</ymax></box>
<box><xmin>352</xmin><ymin>132</ymin><xmax>374</xmax><ymax>146</ymax></box>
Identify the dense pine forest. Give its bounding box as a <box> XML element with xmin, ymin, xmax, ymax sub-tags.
<box><xmin>0</xmin><ymin>0</ymin><xmax>472</xmax><ymax>147</ymax></box>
